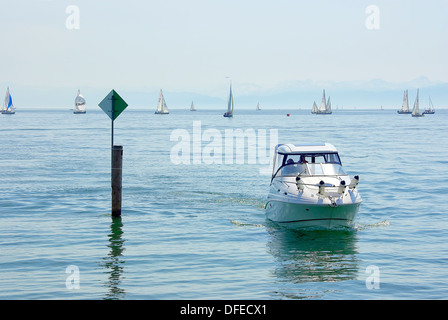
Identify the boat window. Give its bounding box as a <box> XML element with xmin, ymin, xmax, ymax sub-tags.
<box><xmin>307</xmin><ymin>163</ymin><xmax>323</xmax><ymax>175</ymax></box>
<box><xmin>303</xmin><ymin>163</ymin><xmax>346</xmax><ymax>176</ymax></box>
<box><xmin>325</xmin><ymin>153</ymin><xmax>341</xmax><ymax>164</ymax></box>
<box><xmin>311</xmin><ymin>155</ymin><xmax>325</xmax><ymax>163</ymax></box>
<box><xmin>321</xmin><ymin>163</ymin><xmax>346</xmax><ymax>175</ymax></box>
<box><xmin>281</xmin><ymin>162</ymin><xmax>307</xmax><ymax>176</ymax></box>
<box><xmin>272</xmin><ymin>152</ymin><xmax>343</xmax><ymax>179</ymax></box>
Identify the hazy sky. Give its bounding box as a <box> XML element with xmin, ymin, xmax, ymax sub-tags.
<box><xmin>1</xmin><ymin>0</ymin><xmax>447</xmax><ymax>96</ymax></box>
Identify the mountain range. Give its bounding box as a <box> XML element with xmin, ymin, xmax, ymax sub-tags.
<box><xmin>2</xmin><ymin>77</ymin><xmax>446</xmax><ymax>110</ymax></box>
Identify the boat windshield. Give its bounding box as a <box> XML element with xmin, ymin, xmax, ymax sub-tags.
<box><xmin>273</xmin><ymin>152</ymin><xmax>346</xmax><ymax>178</ymax></box>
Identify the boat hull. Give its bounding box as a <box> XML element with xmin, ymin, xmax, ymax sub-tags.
<box><xmin>265</xmin><ymin>200</ymin><xmax>360</xmax><ymax>229</ymax></box>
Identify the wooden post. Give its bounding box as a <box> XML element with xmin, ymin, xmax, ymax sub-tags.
<box><xmin>111</xmin><ymin>145</ymin><xmax>123</xmax><ymax>217</ymax></box>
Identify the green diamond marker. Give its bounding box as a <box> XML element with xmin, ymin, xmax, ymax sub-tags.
<box><xmin>98</xmin><ymin>89</ymin><xmax>129</xmax><ymax>149</ymax></box>
<box><xmin>99</xmin><ymin>89</ymin><xmax>128</xmax><ymax>121</ymax></box>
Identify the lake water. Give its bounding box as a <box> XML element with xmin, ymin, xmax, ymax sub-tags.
<box><xmin>0</xmin><ymin>107</ymin><xmax>447</xmax><ymax>300</ymax></box>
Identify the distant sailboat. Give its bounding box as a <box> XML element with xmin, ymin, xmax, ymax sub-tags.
<box><xmin>411</xmin><ymin>89</ymin><xmax>424</xmax><ymax>117</ymax></box>
<box><xmin>190</xmin><ymin>101</ymin><xmax>196</xmax><ymax>111</ymax></box>
<box><xmin>311</xmin><ymin>101</ymin><xmax>318</xmax><ymax>114</ymax></box>
<box><xmin>223</xmin><ymin>83</ymin><xmax>234</xmax><ymax>117</ymax></box>
<box><xmin>423</xmin><ymin>96</ymin><xmax>435</xmax><ymax>114</ymax></box>
<box><xmin>73</xmin><ymin>89</ymin><xmax>86</xmax><ymax>114</ymax></box>
<box><xmin>2</xmin><ymin>87</ymin><xmax>15</xmax><ymax>115</ymax></box>
<box><xmin>397</xmin><ymin>90</ymin><xmax>411</xmax><ymax>114</ymax></box>
<box><xmin>256</xmin><ymin>102</ymin><xmax>261</xmax><ymax>111</ymax></box>
<box><xmin>155</xmin><ymin>89</ymin><xmax>169</xmax><ymax>114</ymax></box>
<box><xmin>313</xmin><ymin>89</ymin><xmax>332</xmax><ymax>114</ymax></box>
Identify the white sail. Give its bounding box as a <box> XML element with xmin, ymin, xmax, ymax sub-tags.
<box><xmin>2</xmin><ymin>87</ymin><xmax>15</xmax><ymax>114</ymax></box>
<box><xmin>190</xmin><ymin>101</ymin><xmax>196</xmax><ymax>111</ymax></box>
<box><xmin>402</xmin><ymin>90</ymin><xmax>409</xmax><ymax>112</ymax></box>
<box><xmin>227</xmin><ymin>85</ymin><xmax>233</xmax><ymax>113</ymax></box>
<box><xmin>155</xmin><ymin>89</ymin><xmax>169</xmax><ymax>114</ymax></box>
<box><xmin>223</xmin><ymin>83</ymin><xmax>233</xmax><ymax>117</ymax></box>
<box><xmin>256</xmin><ymin>102</ymin><xmax>260</xmax><ymax>110</ymax></box>
<box><xmin>411</xmin><ymin>89</ymin><xmax>423</xmax><ymax>117</ymax></box>
<box><xmin>311</xmin><ymin>101</ymin><xmax>318</xmax><ymax>113</ymax></box>
<box><xmin>74</xmin><ymin>89</ymin><xmax>86</xmax><ymax>113</ymax></box>
<box><xmin>326</xmin><ymin>96</ymin><xmax>332</xmax><ymax>112</ymax></box>
<box><xmin>319</xmin><ymin>89</ymin><xmax>327</xmax><ymax>112</ymax></box>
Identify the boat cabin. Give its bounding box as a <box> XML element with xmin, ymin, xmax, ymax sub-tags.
<box><xmin>271</xmin><ymin>143</ymin><xmax>347</xmax><ymax>180</ymax></box>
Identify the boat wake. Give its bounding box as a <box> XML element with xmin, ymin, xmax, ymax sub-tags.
<box><xmin>354</xmin><ymin>220</ymin><xmax>390</xmax><ymax>231</ymax></box>
<box><xmin>230</xmin><ymin>220</ymin><xmax>265</xmax><ymax>228</ymax></box>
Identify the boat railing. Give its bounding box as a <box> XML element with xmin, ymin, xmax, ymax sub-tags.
<box><xmin>281</xmin><ymin>175</ymin><xmax>360</xmax><ymax>196</ymax></box>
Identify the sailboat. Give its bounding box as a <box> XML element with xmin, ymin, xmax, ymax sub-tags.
<box><xmin>311</xmin><ymin>101</ymin><xmax>318</xmax><ymax>114</ymax></box>
<box><xmin>411</xmin><ymin>89</ymin><xmax>424</xmax><ymax>117</ymax></box>
<box><xmin>256</xmin><ymin>102</ymin><xmax>261</xmax><ymax>111</ymax></box>
<box><xmin>326</xmin><ymin>96</ymin><xmax>332</xmax><ymax>113</ymax></box>
<box><xmin>2</xmin><ymin>87</ymin><xmax>15</xmax><ymax>115</ymax></box>
<box><xmin>423</xmin><ymin>96</ymin><xmax>435</xmax><ymax>114</ymax></box>
<box><xmin>155</xmin><ymin>89</ymin><xmax>169</xmax><ymax>114</ymax></box>
<box><xmin>190</xmin><ymin>101</ymin><xmax>196</xmax><ymax>111</ymax></box>
<box><xmin>223</xmin><ymin>83</ymin><xmax>234</xmax><ymax>117</ymax></box>
<box><xmin>313</xmin><ymin>89</ymin><xmax>332</xmax><ymax>114</ymax></box>
<box><xmin>397</xmin><ymin>90</ymin><xmax>411</xmax><ymax>114</ymax></box>
<box><xmin>73</xmin><ymin>89</ymin><xmax>87</xmax><ymax>114</ymax></box>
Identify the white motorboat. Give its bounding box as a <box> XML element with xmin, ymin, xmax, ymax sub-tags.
<box><xmin>265</xmin><ymin>143</ymin><xmax>362</xmax><ymax>229</ymax></box>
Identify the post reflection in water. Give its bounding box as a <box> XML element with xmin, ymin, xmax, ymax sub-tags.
<box><xmin>266</xmin><ymin>225</ymin><xmax>360</xmax><ymax>299</ymax></box>
<box><xmin>101</xmin><ymin>217</ymin><xmax>126</xmax><ymax>300</ymax></box>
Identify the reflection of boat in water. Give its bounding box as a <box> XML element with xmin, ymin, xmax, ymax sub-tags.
<box><xmin>265</xmin><ymin>143</ymin><xmax>362</xmax><ymax>229</ymax></box>
<box><xmin>266</xmin><ymin>227</ymin><xmax>359</xmax><ymax>297</ymax></box>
